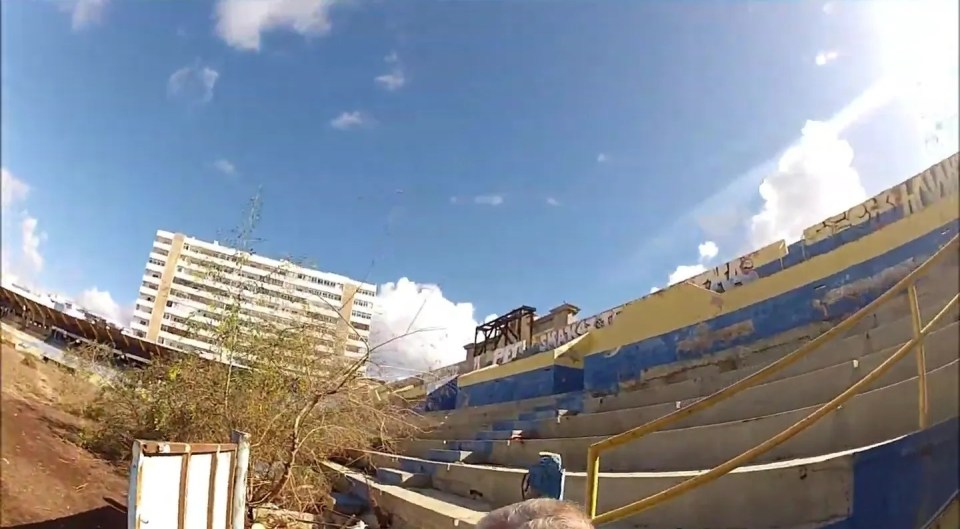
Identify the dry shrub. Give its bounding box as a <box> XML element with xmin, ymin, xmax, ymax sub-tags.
<box><xmin>80</xmin><ymin>209</ymin><xmax>423</xmax><ymax>513</ymax></box>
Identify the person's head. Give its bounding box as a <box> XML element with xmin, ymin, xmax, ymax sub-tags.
<box><xmin>476</xmin><ymin>499</ymin><xmax>595</xmax><ymax>529</ymax></box>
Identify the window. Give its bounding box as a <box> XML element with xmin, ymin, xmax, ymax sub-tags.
<box><xmin>353</xmin><ymin>322</ymin><xmax>369</xmax><ymax>331</ymax></box>
<box><xmin>351</xmin><ymin>310</ymin><xmax>372</xmax><ymax>320</ymax></box>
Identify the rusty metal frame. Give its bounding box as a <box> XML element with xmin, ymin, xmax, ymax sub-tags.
<box><xmin>473</xmin><ymin>305</ymin><xmax>537</xmax><ymax>358</ymax></box>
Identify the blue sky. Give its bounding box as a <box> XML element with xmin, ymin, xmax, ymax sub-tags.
<box><xmin>1</xmin><ymin>0</ymin><xmax>957</xmax><ymax>374</ymax></box>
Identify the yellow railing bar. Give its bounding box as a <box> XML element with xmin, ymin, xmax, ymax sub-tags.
<box><xmin>585</xmin><ymin>234</ymin><xmax>958</xmax><ymax>520</ymax></box>
<box><xmin>591</xmin><ymin>292</ymin><xmax>958</xmax><ymax>526</ymax></box>
<box><xmin>908</xmin><ymin>284</ymin><xmax>930</xmax><ymax>428</ymax></box>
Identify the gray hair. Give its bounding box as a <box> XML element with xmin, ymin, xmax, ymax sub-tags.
<box><xmin>476</xmin><ymin>499</ymin><xmax>595</xmax><ymax>529</ymax></box>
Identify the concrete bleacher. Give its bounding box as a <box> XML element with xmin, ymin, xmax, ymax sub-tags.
<box><xmin>324</xmin><ymin>154</ymin><xmax>960</xmax><ymax>528</ymax></box>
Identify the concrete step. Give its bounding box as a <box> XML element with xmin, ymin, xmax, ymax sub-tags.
<box><xmin>403</xmin><ymin>360</ymin><xmax>960</xmax><ymax>472</ymax></box>
<box><xmin>364</xmin><ymin>416</ymin><xmax>959</xmax><ymax>529</ymax></box>
<box><xmin>423</xmin><ymin>282</ymin><xmax>957</xmax><ymax>436</ymax></box>
<box><xmin>429</xmin><ymin>321</ymin><xmax>960</xmax><ymax>442</ymax></box>
<box><xmin>375</xmin><ymin>467</ymin><xmax>432</xmax><ymax>488</ymax></box>
<box><xmin>422</xmin><ymin>265</ymin><xmax>956</xmax><ymax>430</ymax></box>
<box><xmin>426</xmin><ymin>449</ymin><xmax>478</xmax><ymax>464</ymax></box>
<box><xmin>475</xmin><ymin>430</ymin><xmax>526</xmax><ymax>441</ymax></box>
<box><xmin>323</xmin><ymin>461</ymin><xmax>488</xmax><ymax>529</ymax></box>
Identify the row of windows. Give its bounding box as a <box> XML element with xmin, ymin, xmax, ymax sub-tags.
<box><xmin>178</xmin><ymin>256</ymin><xmax>345</xmax><ymax>303</ymax></box>
<box><xmin>167</xmin><ymin>280</ymin><xmax>339</xmax><ymax>327</ymax></box>
<box><xmin>147</xmin><ymin>257</ymin><xmax>165</xmax><ymax>267</ymax></box>
<box><xmin>183</xmin><ymin>245</ymin><xmax>353</xmax><ymax>292</ymax></box>
<box><xmin>155</xmin><ymin>235</ymin><xmax>374</xmax><ymax>300</ymax></box>
<box><xmin>351</xmin><ymin>310</ymin><xmax>372</xmax><ymax>320</ymax></box>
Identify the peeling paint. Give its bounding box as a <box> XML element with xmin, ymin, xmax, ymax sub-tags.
<box><xmin>677</xmin><ymin>320</ymin><xmax>755</xmax><ymax>354</ymax></box>
<box><xmin>821</xmin><ymin>258</ymin><xmax>920</xmax><ymax>307</ymax></box>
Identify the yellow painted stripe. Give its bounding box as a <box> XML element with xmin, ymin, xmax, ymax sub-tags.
<box><xmin>587</xmin><ymin>195</ymin><xmax>959</xmax><ymax>355</ymax></box>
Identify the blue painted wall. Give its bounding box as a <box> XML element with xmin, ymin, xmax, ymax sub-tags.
<box><xmin>824</xmin><ymin>416</ymin><xmax>959</xmax><ymax>529</ymax></box>
<box><xmin>424</xmin><ymin>378</ymin><xmax>458</xmax><ymax>412</ymax></box>
<box><xmin>583</xmin><ymin>220</ymin><xmax>958</xmax><ymax>396</ymax></box>
<box><xmin>457</xmin><ymin>364</ymin><xmax>585</xmax><ymax>408</ymax></box>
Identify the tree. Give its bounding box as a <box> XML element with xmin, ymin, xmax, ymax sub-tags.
<box><xmin>81</xmin><ymin>198</ymin><xmax>422</xmax><ymax>513</ymax></box>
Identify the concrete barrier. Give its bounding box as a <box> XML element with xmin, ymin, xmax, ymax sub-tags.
<box><xmin>426</xmin><ymin>320</ymin><xmax>959</xmax><ymax>442</ymax></box>
<box><xmin>402</xmin><ymin>360</ymin><xmax>959</xmax><ymax>472</ymax></box>
<box><xmin>362</xmin><ymin>416</ymin><xmax>958</xmax><ymax>529</ymax></box>
<box><xmin>423</xmin><ymin>285</ymin><xmax>958</xmax><ymax>440</ymax></box>
<box><xmin>421</xmin><ymin>265</ymin><xmax>956</xmax><ymax>431</ymax></box>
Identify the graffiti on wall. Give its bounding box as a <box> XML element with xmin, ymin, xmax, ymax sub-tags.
<box><xmin>474</xmin><ymin>340</ymin><xmax>527</xmax><ymax>370</ymax></box>
<box><xmin>804</xmin><ymin>153</ymin><xmax>959</xmax><ymax>245</ymax></box>
<box><xmin>691</xmin><ymin>254</ymin><xmax>761</xmax><ymax>293</ymax></box>
<box><xmin>526</xmin><ymin>306</ymin><xmax>623</xmax><ymax>356</ymax></box>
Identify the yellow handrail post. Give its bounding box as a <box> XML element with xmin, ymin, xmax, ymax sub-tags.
<box><xmin>907</xmin><ymin>283</ymin><xmax>930</xmax><ymax>429</ymax></box>
<box><xmin>585</xmin><ymin>446</ymin><xmax>601</xmax><ymax>517</ymax></box>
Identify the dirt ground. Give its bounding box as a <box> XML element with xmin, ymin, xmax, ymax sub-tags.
<box><xmin>1</xmin><ymin>341</ymin><xmax>128</xmax><ymax>528</ymax></box>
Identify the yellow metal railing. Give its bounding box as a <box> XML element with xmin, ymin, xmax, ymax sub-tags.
<box><xmin>586</xmin><ymin>235</ymin><xmax>959</xmax><ymax>525</ymax></box>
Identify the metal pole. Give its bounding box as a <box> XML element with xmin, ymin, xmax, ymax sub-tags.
<box><xmin>585</xmin><ymin>447</ymin><xmax>600</xmax><ymax>518</ymax></box>
<box><xmin>907</xmin><ymin>285</ymin><xmax>929</xmax><ymax>428</ymax></box>
<box><xmin>230</xmin><ymin>430</ymin><xmax>251</xmax><ymax>529</ymax></box>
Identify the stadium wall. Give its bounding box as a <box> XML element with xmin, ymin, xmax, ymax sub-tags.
<box><xmin>450</xmin><ymin>154</ymin><xmax>959</xmax><ymax>409</ymax></box>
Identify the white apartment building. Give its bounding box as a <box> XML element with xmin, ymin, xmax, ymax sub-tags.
<box><xmin>129</xmin><ymin>230</ymin><xmax>377</xmax><ymax>365</ymax></box>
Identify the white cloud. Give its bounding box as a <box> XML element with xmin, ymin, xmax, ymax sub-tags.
<box><xmin>815</xmin><ymin>50</ymin><xmax>839</xmax><ymax>66</ymax></box>
<box><xmin>214</xmin><ymin>0</ymin><xmax>338</xmax><ymax>52</ymax></box>
<box><xmin>749</xmin><ymin>120</ymin><xmax>866</xmax><ymax>248</ymax></box>
<box><xmin>2</xmin><ymin>168</ymin><xmax>30</xmax><ymax>208</ymax></box>
<box><xmin>76</xmin><ymin>287</ymin><xmax>132</xmax><ymax>326</ymax></box>
<box><xmin>20</xmin><ymin>215</ymin><xmax>45</xmax><ymax>275</ymax></box>
<box><xmin>375</xmin><ymin>71</ymin><xmax>406</xmax><ymax>91</ymax></box>
<box><xmin>167</xmin><ymin>62</ymin><xmax>220</xmax><ymax>105</ymax></box>
<box><xmin>368</xmin><ymin>278</ymin><xmax>492</xmax><ymax>379</ymax></box>
<box><xmin>659</xmin><ymin>240</ymin><xmax>719</xmax><ymax>288</ymax></box>
<box><xmin>61</xmin><ymin>0</ymin><xmax>109</xmax><ymax>31</ymax></box>
<box><xmin>698</xmin><ymin>241</ymin><xmax>719</xmax><ymax>260</ymax></box>
<box><xmin>375</xmin><ymin>51</ymin><xmax>406</xmax><ymax>91</ymax></box>
<box><xmin>597</xmin><ymin>153</ymin><xmax>608</xmax><ymax>163</ymax></box>
<box><xmin>545</xmin><ymin>197</ymin><xmax>561</xmax><ymax>207</ymax></box>
<box><xmin>213</xmin><ymin>159</ymin><xmax>237</xmax><ymax>175</ymax></box>
<box><xmin>330</xmin><ymin>111</ymin><xmax>370</xmax><ymax>130</ymax></box>
<box><xmin>667</xmin><ymin>264</ymin><xmax>707</xmax><ymax>285</ymax></box>
<box><xmin>474</xmin><ymin>194</ymin><xmax>504</xmax><ymax>206</ymax></box>
<box><xmin>649</xmin><ymin>286</ymin><xmax>661</xmax><ymax>294</ymax></box>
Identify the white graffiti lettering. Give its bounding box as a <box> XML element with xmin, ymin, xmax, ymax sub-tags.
<box><xmin>804</xmin><ymin>153</ymin><xmax>958</xmax><ymax>244</ymax></box>
<box><xmin>531</xmin><ymin>306</ymin><xmax>622</xmax><ymax>353</ymax></box>
<box><xmin>692</xmin><ymin>254</ymin><xmax>761</xmax><ymax>294</ymax></box>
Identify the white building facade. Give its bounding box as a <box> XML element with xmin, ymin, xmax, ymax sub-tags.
<box><xmin>129</xmin><ymin>230</ymin><xmax>376</xmax><ymax>364</ymax></box>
